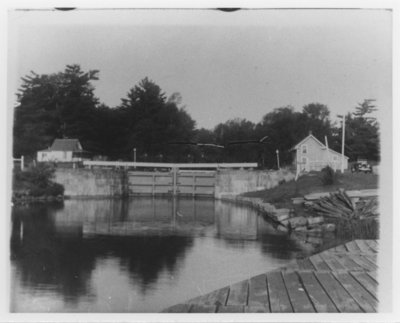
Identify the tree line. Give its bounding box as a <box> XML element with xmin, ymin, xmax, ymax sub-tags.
<box><xmin>13</xmin><ymin>65</ymin><xmax>380</xmax><ymax>168</ymax></box>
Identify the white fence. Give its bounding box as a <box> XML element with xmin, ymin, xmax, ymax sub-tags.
<box><xmin>83</xmin><ymin>161</ymin><xmax>258</xmax><ymax>170</ymax></box>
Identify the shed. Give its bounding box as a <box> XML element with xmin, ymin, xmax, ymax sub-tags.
<box><xmin>37</xmin><ymin>139</ymin><xmax>90</xmax><ymax>163</ymax></box>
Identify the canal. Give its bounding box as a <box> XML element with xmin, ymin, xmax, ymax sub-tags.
<box><xmin>11</xmin><ymin>198</ymin><xmax>326</xmax><ymax>312</ymax></box>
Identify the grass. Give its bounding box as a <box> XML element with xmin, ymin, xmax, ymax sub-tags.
<box><xmin>243</xmin><ymin>171</ymin><xmax>378</xmax><ymax>208</ymax></box>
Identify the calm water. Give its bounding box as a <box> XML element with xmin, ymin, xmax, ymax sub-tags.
<box><xmin>11</xmin><ymin>198</ymin><xmax>322</xmax><ymax>312</ymax></box>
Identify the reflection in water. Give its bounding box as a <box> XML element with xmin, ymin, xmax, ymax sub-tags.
<box><xmin>11</xmin><ymin>198</ymin><xmax>321</xmax><ymax>312</ymax></box>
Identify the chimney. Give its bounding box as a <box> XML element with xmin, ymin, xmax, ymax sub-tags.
<box><xmin>308</xmin><ymin>130</ymin><xmax>313</xmax><ymax>135</ymax></box>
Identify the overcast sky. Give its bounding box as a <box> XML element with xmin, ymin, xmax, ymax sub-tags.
<box><xmin>8</xmin><ymin>8</ymin><xmax>392</xmax><ymax>129</ymax></box>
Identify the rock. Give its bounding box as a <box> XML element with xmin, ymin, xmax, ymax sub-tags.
<box><xmin>307</xmin><ymin>216</ymin><xmax>324</xmax><ymax>226</ymax></box>
<box><xmin>291</xmin><ymin>197</ymin><xmax>304</xmax><ymax>205</ymax></box>
<box><xmin>261</xmin><ymin>203</ymin><xmax>276</xmax><ymax>213</ymax></box>
<box><xmin>322</xmin><ymin>223</ymin><xmax>336</xmax><ymax>232</ymax></box>
<box><xmin>288</xmin><ymin>216</ymin><xmax>308</xmax><ymax>228</ymax></box>
<box><xmin>293</xmin><ymin>226</ymin><xmax>308</xmax><ymax>232</ymax></box>
<box><xmin>276</xmin><ymin>224</ymin><xmax>289</xmax><ymax>233</ymax></box>
<box><xmin>275</xmin><ymin>211</ymin><xmax>290</xmax><ymax>222</ymax></box>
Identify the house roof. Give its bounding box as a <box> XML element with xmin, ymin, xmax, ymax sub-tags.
<box><xmin>39</xmin><ymin>139</ymin><xmax>83</xmax><ymax>152</ymax></box>
<box><xmin>292</xmin><ymin>134</ymin><xmax>349</xmax><ymax>159</ymax></box>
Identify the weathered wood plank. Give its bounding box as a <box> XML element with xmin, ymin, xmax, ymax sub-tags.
<box><xmin>365</xmin><ymin>240</ymin><xmax>379</xmax><ymax>252</ymax></box>
<box><xmin>319</xmin><ymin>252</ymin><xmax>346</xmax><ymax>271</ymax></box>
<box><xmin>296</xmin><ymin>258</ymin><xmax>315</xmax><ymax>270</ymax></box>
<box><xmin>226</xmin><ymin>280</ymin><xmax>248</xmax><ymax>306</ymax></box>
<box><xmin>266</xmin><ymin>271</ymin><xmax>293</xmax><ymax>313</ymax></box>
<box><xmin>367</xmin><ymin>271</ymin><xmax>378</xmax><ymax>283</ymax></box>
<box><xmin>191</xmin><ymin>286</ymin><xmax>229</xmax><ymax>306</ymax></box>
<box><xmin>345</xmin><ymin>240</ymin><xmax>361</xmax><ymax>253</ymax></box>
<box><xmin>354</xmin><ymin>239</ymin><xmax>374</xmax><ymax>254</ymax></box>
<box><xmin>282</xmin><ymin>271</ymin><xmax>315</xmax><ymax>312</ymax></box>
<box><xmin>334</xmin><ymin>244</ymin><xmax>347</xmax><ymax>252</ymax></box>
<box><xmin>309</xmin><ymin>254</ymin><xmax>331</xmax><ymax>271</ymax></box>
<box><xmin>314</xmin><ymin>272</ymin><xmax>362</xmax><ymax>312</ymax></box>
<box><xmin>351</xmin><ymin>254</ymin><xmax>378</xmax><ymax>271</ymax></box>
<box><xmin>350</xmin><ymin>271</ymin><xmax>378</xmax><ymax>300</ymax></box>
<box><xmin>335</xmin><ymin>254</ymin><xmax>364</xmax><ymax>271</ymax></box>
<box><xmin>248</xmin><ymin>274</ymin><xmax>270</xmax><ymax>311</ymax></box>
<box><xmin>333</xmin><ymin>272</ymin><xmax>377</xmax><ymax>312</ymax></box>
<box><xmin>216</xmin><ymin>305</ymin><xmax>244</xmax><ymax>313</ymax></box>
<box><xmin>161</xmin><ymin>303</ymin><xmax>191</xmax><ymax>313</ymax></box>
<box><xmin>245</xmin><ymin>305</ymin><xmax>269</xmax><ymax>313</ymax></box>
<box><xmin>189</xmin><ymin>304</ymin><xmax>217</xmax><ymax>313</ymax></box>
<box><xmin>298</xmin><ymin>271</ymin><xmax>338</xmax><ymax>313</ymax></box>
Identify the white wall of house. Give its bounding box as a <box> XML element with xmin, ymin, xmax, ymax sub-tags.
<box><xmin>37</xmin><ymin>151</ymin><xmax>84</xmax><ymax>162</ymax></box>
<box><xmin>296</xmin><ymin>137</ymin><xmax>348</xmax><ymax>172</ymax></box>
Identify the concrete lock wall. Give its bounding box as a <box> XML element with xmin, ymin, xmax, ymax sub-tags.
<box><xmin>55</xmin><ymin>168</ymin><xmax>295</xmax><ymax>198</ymax></box>
<box><xmin>214</xmin><ymin>168</ymin><xmax>295</xmax><ymax>198</ymax></box>
<box><xmin>55</xmin><ymin>168</ymin><xmax>128</xmax><ymax>197</ymax></box>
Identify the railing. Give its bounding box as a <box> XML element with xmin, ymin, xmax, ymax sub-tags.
<box><xmin>83</xmin><ymin>161</ymin><xmax>258</xmax><ymax>170</ymax></box>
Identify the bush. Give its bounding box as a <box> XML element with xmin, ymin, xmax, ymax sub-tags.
<box><xmin>320</xmin><ymin>166</ymin><xmax>336</xmax><ymax>185</ymax></box>
<box><xmin>13</xmin><ymin>163</ymin><xmax>64</xmax><ymax>197</ymax></box>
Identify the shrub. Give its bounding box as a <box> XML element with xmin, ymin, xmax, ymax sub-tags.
<box><xmin>320</xmin><ymin>165</ymin><xmax>336</xmax><ymax>185</ymax></box>
<box><xmin>13</xmin><ymin>163</ymin><xmax>64</xmax><ymax>197</ymax></box>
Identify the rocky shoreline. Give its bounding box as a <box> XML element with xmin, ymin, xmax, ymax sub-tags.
<box><xmin>12</xmin><ymin>190</ymin><xmax>64</xmax><ymax>205</ymax></box>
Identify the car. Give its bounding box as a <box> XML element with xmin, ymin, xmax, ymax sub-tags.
<box><xmin>351</xmin><ymin>161</ymin><xmax>373</xmax><ymax>173</ymax></box>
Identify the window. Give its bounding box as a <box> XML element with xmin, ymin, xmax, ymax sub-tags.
<box><xmin>63</xmin><ymin>151</ymin><xmax>67</xmax><ymax>159</ymax></box>
<box><xmin>301</xmin><ymin>144</ymin><xmax>307</xmax><ymax>154</ymax></box>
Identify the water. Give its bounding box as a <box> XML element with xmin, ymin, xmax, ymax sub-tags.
<box><xmin>11</xmin><ymin>197</ymin><xmax>321</xmax><ymax>312</ymax></box>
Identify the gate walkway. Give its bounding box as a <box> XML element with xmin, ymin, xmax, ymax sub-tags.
<box><xmin>162</xmin><ymin>239</ymin><xmax>379</xmax><ymax>313</ymax></box>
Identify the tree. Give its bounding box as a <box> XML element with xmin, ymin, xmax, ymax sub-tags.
<box><xmin>331</xmin><ymin>100</ymin><xmax>380</xmax><ymax>161</ymax></box>
<box><xmin>118</xmin><ymin>80</ymin><xmax>196</xmax><ymax>161</ymax></box>
<box><xmin>13</xmin><ymin>65</ymin><xmax>100</xmax><ymax>157</ymax></box>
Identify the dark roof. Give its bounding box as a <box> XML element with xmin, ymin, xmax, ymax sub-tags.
<box><xmin>48</xmin><ymin>139</ymin><xmax>83</xmax><ymax>152</ymax></box>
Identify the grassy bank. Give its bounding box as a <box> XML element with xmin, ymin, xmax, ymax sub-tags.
<box><xmin>243</xmin><ymin>171</ymin><xmax>378</xmax><ymax>208</ymax></box>
<box><xmin>13</xmin><ymin>163</ymin><xmax>64</xmax><ymax>203</ymax></box>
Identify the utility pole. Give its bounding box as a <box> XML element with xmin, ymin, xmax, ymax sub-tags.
<box><xmin>341</xmin><ymin>114</ymin><xmax>346</xmax><ymax>173</ymax></box>
<box><xmin>133</xmin><ymin>148</ymin><xmax>136</xmax><ymax>169</ymax></box>
<box><xmin>276</xmin><ymin>149</ymin><xmax>280</xmax><ymax>169</ymax></box>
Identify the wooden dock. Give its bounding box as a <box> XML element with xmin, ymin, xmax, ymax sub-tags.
<box><xmin>162</xmin><ymin>239</ymin><xmax>379</xmax><ymax>313</ymax></box>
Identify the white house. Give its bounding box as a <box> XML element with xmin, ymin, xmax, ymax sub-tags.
<box><xmin>37</xmin><ymin>139</ymin><xmax>89</xmax><ymax>163</ymax></box>
<box><xmin>292</xmin><ymin>134</ymin><xmax>349</xmax><ymax>173</ymax></box>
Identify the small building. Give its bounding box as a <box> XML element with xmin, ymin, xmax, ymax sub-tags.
<box><xmin>292</xmin><ymin>134</ymin><xmax>348</xmax><ymax>173</ymax></box>
<box><xmin>37</xmin><ymin>139</ymin><xmax>90</xmax><ymax>163</ymax></box>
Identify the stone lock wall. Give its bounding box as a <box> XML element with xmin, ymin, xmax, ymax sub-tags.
<box><xmin>214</xmin><ymin>168</ymin><xmax>295</xmax><ymax>198</ymax></box>
<box><xmin>54</xmin><ymin>168</ymin><xmax>128</xmax><ymax>197</ymax></box>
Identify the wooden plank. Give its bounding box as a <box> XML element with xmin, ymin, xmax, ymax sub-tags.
<box><xmin>319</xmin><ymin>252</ymin><xmax>346</xmax><ymax>271</ymax></box>
<box><xmin>365</xmin><ymin>240</ymin><xmax>379</xmax><ymax>253</ymax></box>
<box><xmin>245</xmin><ymin>305</ymin><xmax>269</xmax><ymax>313</ymax></box>
<box><xmin>367</xmin><ymin>271</ymin><xmax>378</xmax><ymax>283</ymax></box>
<box><xmin>226</xmin><ymin>280</ymin><xmax>249</xmax><ymax>306</ymax></box>
<box><xmin>282</xmin><ymin>271</ymin><xmax>315</xmax><ymax>312</ymax></box>
<box><xmin>350</xmin><ymin>271</ymin><xmax>378</xmax><ymax>300</ymax></box>
<box><xmin>266</xmin><ymin>271</ymin><xmax>293</xmax><ymax>313</ymax></box>
<box><xmin>351</xmin><ymin>255</ymin><xmax>378</xmax><ymax>271</ymax></box>
<box><xmin>161</xmin><ymin>303</ymin><xmax>191</xmax><ymax>313</ymax></box>
<box><xmin>346</xmin><ymin>240</ymin><xmax>361</xmax><ymax>253</ymax></box>
<box><xmin>193</xmin><ymin>286</ymin><xmax>229</xmax><ymax>306</ymax></box>
<box><xmin>333</xmin><ymin>272</ymin><xmax>377</xmax><ymax>312</ymax></box>
<box><xmin>314</xmin><ymin>272</ymin><xmax>363</xmax><ymax>312</ymax></box>
<box><xmin>309</xmin><ymin>254</ymin><xmax>331</xmax><ymax>271</ymax></box>
<box><xmin>189</xmin><ymin>304</ymin><xmax>217</xmax><ymax>313</ymax></box>
<box><xmin>354</xmin><ymin>239</ymin><xmax>374</xmax><ymax>254</ymax></box>
<box><xmin>296</xmin><ymin>258</ymin><xmax>315</xmax><ymax>271</ymax></box>
<box><xmin>298</xmin><ymin>271</ymin><xmax>338</xmax><ymax>313</ymax></box>
<box><xmin>216</xmin><ymin>305</ymin><xmax>244</xmax><ymax>313</ymax></box>
<box><xmin>335</xmin><ymin>254</ymin><xmax>364</xmax><ymax>271</ymax></box>
<box><xmin>248</xmin><ymin>274</ymin><xmax>270</xmax><ymax>311</ymax></box>
<box><xmin>334</xmin><ymin>244</ymin><xmax>347</xmax><ymax>252</ymax></box>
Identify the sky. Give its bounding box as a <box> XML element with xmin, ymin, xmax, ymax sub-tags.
<box><xmin>8</xmin><ymin>9</ymin><xmax>392</xmax><ymax>130</ymax></box>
